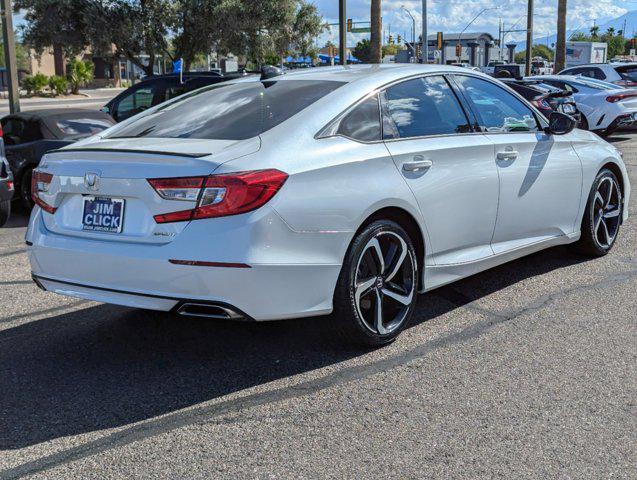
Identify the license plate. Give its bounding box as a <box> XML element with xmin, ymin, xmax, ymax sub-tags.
<box><xmin>82</xmin><ymin>196</ymin><xmax>125</xmax><ymax>233</ymax></box>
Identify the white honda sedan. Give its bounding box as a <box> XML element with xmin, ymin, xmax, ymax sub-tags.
<box><xmin>27</xmin><ymin>65</ymin><xmax>630</xmax><ymax>346</ymax></box>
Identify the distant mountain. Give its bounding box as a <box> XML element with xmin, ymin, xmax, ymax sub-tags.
<box><xmin>517</xmin><ymin>10</ymin><xmax>636</xmax><ymax>51</ymax></box>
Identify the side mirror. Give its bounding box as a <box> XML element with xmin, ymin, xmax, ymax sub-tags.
<box><xmin>546</xmin><ymin>111</ymin><xmax>577</xmax><ymax>135</ymax></box>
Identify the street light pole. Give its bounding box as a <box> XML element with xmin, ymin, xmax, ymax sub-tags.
<box><xmin>339</xmin><ymin>0</ymin><xmax>346</xmax><ymax>65</ymax></box>
<box><xmin>1</xmin><ymin>0</ymin><xmax>19</xmax><ymax>113</ymax></box>
<box><xmin>421</xmin><ymin>0</ymin><xmax>427</xmax><ymax>63</ymax></box>
<box><xmin>525</xmin><ymin>0</ymin><xmax>534</xmax><ymax>76</ymax></box>
<box><xmin>401</xmin><ymin>6</ymin><xmax>416</xmax><ymax>60</ymax></box>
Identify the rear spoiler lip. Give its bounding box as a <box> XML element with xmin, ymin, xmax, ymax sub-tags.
<box><xmin>45</xmin><ymin>147</ymin><xmax>211</xmax><ymax>158</ymax></box>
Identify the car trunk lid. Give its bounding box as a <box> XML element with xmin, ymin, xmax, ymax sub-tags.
<box><xmin>36</xmin><ymin>137</ymin><xmax>260</xmax><ymax>244</ymax></box>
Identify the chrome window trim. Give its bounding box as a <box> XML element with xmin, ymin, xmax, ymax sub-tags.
<box><xmin>316</xmin><ymin>72</ymin><xmax>479</xmax><ymax>144</ymax></box>
<box><xmin>316</xmin><ymin>71</ymin><xmax>550</xmax><ymax>145</ymax></box>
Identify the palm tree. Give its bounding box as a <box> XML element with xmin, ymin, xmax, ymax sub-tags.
<box><xmin>370</xmin><ymin>0</ymin><xmax>382</xmax><ymax>63</ymax></box>
<box><xmin>554</xmin><ymin>0</ymin><xmax>567</xmax><ymax>72</ymax></box>
<box><xmin>590</xmin><ymin>25</ymin><xmax>600</xmax><ymax>39</ymax></box>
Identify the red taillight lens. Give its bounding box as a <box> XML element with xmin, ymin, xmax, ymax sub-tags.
<box><xmin>31</xmin><ymin>170</ymin><xmax>56</xmax><ymax>214</ymax></box>
<box><xmin>606</xmin><ymin>92</ymin><xmax>637</xmax><ymax>103</ymax></box>
<box><xmin>532</xmin><ymin>98</ymin><xmax>552</xmax><ymax>110</ymax></box>
<box><xmin>149</xmin><ymin>169</ymin><xmax>288</xmax><ymax>224</ymax></box>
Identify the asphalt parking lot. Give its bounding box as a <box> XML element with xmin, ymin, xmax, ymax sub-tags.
<box><xmin>1</xmin><ymin>134</ymin><xmax>635</xmax><ymax>479</ymax></box>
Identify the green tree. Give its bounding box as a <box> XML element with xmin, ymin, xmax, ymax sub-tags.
<box><xmin>590</xmin><ymin>25</ymin><xmax>600</xmax><ymax>40</ymax></box>
<box><xmin>0</xmin><ymin>38</ymin><xmax>30</xmax><ymax>71</ymax></box>
<box><xmin>352</xmin><ymin>39</ymin><xmax>372</xmax><ymax>63</ymax></box>
<box><xmin>67</xmin><ymin>58</ymin><xmax>94</xmax><ymax>94</ymax></box>
<box><xmin>515</xmin><ymin>44</ymin><xmax>554</xmax><ymax>63</ymax></box>
<box><xmin>16</xmin><ymin>0</ymin><xmax>93</xmax><ymax>58</ymax></box>
<box><xmin>382</xmin><ymin>43</ymin><xmax>399</xmax><ymax>57</ymax></box>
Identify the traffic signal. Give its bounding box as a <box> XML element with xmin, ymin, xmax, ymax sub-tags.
<box><xmin>397</xmin><ymin>34</ymin><xmax>402</xmax><ymax>44</ymax></box>
<box><xmin>347</xmin><ymin>18</ymin><xmax>352</xmax><ymax>32</ymax></box>
<box><xmin>455</xmin><ymin>43</ymin><xmax>461</xmax><ymax>57</ymax></box>
<box><xmin>437</xmin><ymin>32</ymin><xmax>443</xmax><ymax>50</ymax></box>
<box><xmin>388</xmin><ymin>34</ymin><xmax>394</xmax><ymax>44</ymax></box>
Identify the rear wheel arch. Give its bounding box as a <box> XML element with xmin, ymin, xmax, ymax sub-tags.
<box><xmin>355</xmin><ymin>207</ymin><xmax>426</xmax><ymax>289</ymax></box>
<box><xmin>600</xmin><ymin>161</ymin><xmax>625</xmax><ymax>198</ymax></box>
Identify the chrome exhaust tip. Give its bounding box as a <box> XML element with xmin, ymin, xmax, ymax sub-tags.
<box><xmin>176</xmin><ymin>302</ymin><xmax>244</xmax><ymax>320</ymax></box>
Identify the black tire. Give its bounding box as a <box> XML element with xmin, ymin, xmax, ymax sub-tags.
<box><xmin>332</xmin><ymin>220</ymin><xmax>418</xmax><ymax>347</ymax></box>
<box><xmin>0</xmin><ymin>199</ymin><xmax>10</xmax><ymax>227</ymax></box>
<box><xmin>20</xmin><ymin>167</ymin><xmax>34</xmax><ymax>211</ymax></box>
<box><xmin>573</xmin><ymin>168</ymin><xmax>623</xmax><ymax>257</ymax></box>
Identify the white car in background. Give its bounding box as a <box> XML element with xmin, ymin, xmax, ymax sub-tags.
<box><xmin>529</xmin><ymin>75</ymin><xmax>637</xmax><ymax>135</ymax></box>
<box><xmin>26</xmin><ymin>65</ymin><xmax>630</xmax><ymax>346</ymax></box>
<box><xmin>559</xmin><ymin>63</ymin><xmax>637</xmax><ymax>87</ymax></box>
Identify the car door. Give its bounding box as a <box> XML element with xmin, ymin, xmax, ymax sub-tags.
<box><xmin>453</xmin><ymin>75</ymin><xmax>582</xmax><ymax>254</ymax></box>
<box><xmin>381</xmin><ymin>75</ymin><xmax>499</xmax><ymax>265</ymax></box>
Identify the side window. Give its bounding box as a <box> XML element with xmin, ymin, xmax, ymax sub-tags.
<box><xmin>115</xmin><ymin>84</ymin><xmax>157</xmax><ymax>121</ymax></box>
<box><xmin>454</xmin><ymin>76</ymin><xmax>539</xmax><ymax>133</ymax></box>
<box><xmin>2</xmin><ymin>118</ymin><xmax>25</xmax><ymax>145</ymax></box>
<box><xmin>336</xmin><ymin>93</ymin><xmax>381</xmax><ymax>142</ymax></box>
<box><xmin>591</xmin><ymin>68</ymin><xmax>606</xmax><ymax>80</ymax></box>
<box><xmin>381</xmin><ymin>76</ymin><xmax>471</xmax><ymax>139</ymax></box>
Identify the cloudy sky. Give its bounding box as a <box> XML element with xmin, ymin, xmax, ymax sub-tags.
<box><xmin>314</xmin><ymin>0</ymin><xmax>637</xmax><ymax>46</ymax></box>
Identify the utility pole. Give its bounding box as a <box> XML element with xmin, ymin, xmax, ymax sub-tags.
<box><xmin>339</xmin><ymin>0</ymin><xmax>346</xmax><ymax>65</ymax></box>
<box><xmin>1</xmin><ymin>0</ymin><xmax>19</xmax><ymax>113</ymax></box>
<box><xmin>525</xmin><ymin>0</ymin><xmax>534</xmax><ymax>76</ymax></box>
<box><xmin>421</xmin><ymin>0</ymin><xmax>428</xmax><ymax>63</ymax></box>
<box><xmin>555</xmin><ymin>0</ymin><xmax>567</xmax><ymax>73</ymax></box>
<box><xmin>370</xmin><ymin>0</ymin><xmax>382</xmax><ymax>63</ymax></box>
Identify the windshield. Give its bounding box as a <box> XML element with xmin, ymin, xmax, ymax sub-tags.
<box><xmin>56</xmin><ymin>117</ymin><xmax>114</xmax><ymax>139</ymax></box>
<box><xmin>108</xmin><ymin>79</ymin><xmax>344</xmax><ymax>141</ymax></box>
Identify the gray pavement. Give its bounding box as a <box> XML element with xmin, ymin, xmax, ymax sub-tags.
<box><xmin>0</xmin><ymin>134</ymin><xmax>635</xmax><ymax>479</ymax></box>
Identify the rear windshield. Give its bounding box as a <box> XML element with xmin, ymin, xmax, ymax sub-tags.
<box><xmin>56</xmin><ymin>117</ymin><xmax>114</xmax><ymax>139</ymax></box>
<box><xmin>108</xmin><ymin>79</ymin><xmax>344</xmax><ymax>140</ymax></box>
<box><xmin>615</xmin><ymin>65</ymin><xmax>637</xmax><ymax>82</ymax></box>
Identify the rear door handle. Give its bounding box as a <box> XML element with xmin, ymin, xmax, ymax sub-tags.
<box><xmin>403</xmin><ymin>159</ymin><xmax>433</xmax><ymax>172</ymax></box>
<box><xmin>496</xmin><ymin>150</ymin><xmax>518</xmax><ymax>161</ymax></box>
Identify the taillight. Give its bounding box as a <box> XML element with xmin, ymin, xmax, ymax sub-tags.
<box><xmin>31</xmin><ymin>170</ymin><xmax>56</xmax><ymax>214</ymax></box>
<box><xmin>149</xmin><ymin>169</ymin><xmax>288</xmax><ymax>224</ymax></box>
<box><xmin>606</xmin><ymin>92</ymin><xmax>637</xmax><ymax>103</ymax></box>
<box><xmin>532</xmin><ymin>97</ymin><xmax>552</xmax><ymax>110</ymax></box>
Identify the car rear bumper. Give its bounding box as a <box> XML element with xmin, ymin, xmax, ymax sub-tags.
<box><xmin>27</xmin><ymin>207</ymin><xmax>349</xmax><ymax>320</ymax></box>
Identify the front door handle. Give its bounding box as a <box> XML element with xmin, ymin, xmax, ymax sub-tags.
<box><xmin>403</xmin><ymin>159</ymin><xmax>433</xmax><ymax>173</ymax></box>
<box><xmin>496</xmin><ymin>150</ymin><xmax>519</xmax><ymax>161</ymax></box>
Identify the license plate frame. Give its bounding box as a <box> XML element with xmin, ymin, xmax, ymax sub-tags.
<box><xmin>82</xmin><ymin>196</ymin><xmax>125</xmax><ymax>233</ymax></box>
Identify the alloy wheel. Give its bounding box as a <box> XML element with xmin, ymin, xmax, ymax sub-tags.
<box><xmin>354</xmin><ymin>231</ymin><xmax>416</xmax><ymax>335</ymax></box>
<box><xmin>593</xmin><ymin>176</ymin><xmax>622</xmax><ymax>248</ymax></box>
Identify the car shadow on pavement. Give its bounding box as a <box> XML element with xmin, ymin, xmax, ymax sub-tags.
<box><xmin>0</xmin><ymin>245</ymin><xmax>588</xmax><ymax>450</ymax></box>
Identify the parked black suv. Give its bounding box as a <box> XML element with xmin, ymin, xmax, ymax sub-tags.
<box><xmin>102</xmin><ymin>71</ymin><xmax>248</xmax><ymax>122</ymax></box>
